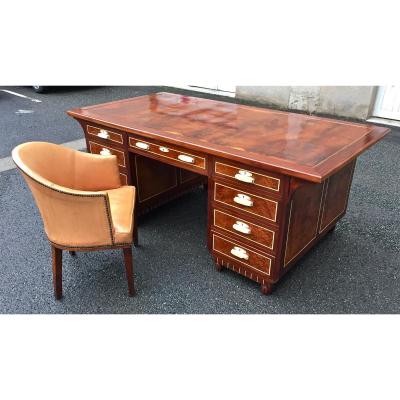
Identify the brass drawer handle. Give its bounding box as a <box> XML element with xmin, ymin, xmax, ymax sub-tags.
<box><xmin>97</xmin><ymin>129</ymin><xmax>110</xmax><ymax>140</ymax></box>
<box><xmin>233</xmin><ymin>193</ymin><xmax>253</xmax><ymax>207</ymax></box>
<box><xmin>135</xmin><ymin>142</ymin><xmax>150</xmax><ymax>150</ymax></box>
<box><xmin>178</xmin><ymin>154</ymin><xmax>194</xmax><ymax>163</ymax></box>
<box><xmin>100</xmin><ymin>148</ymin><xmax>112</xmax><ymax>156</ymax></box>
<box><xmin>233</xmin><ymin>221</ymin><xmax>251</xmax><ymax>235</ymax></box>
<box><xmin>159</xmin><ymin>146</ymin><xmax>169</xmax><ymax>153</ymax></box>
<box><xmin>230</xmin><ymin>246</ymin><xmax>249</xmax><ymax>260</ymax></box>
<box><xmin>235</xmin><ymin>169</ymin><xmax>255</xmax><ymax>183</ymax></box>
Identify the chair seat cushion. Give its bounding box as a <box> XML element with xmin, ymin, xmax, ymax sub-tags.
<box><xmin>106</xmin><ymin>186</ymin><xmax>136</xmax><ymax>245</ymax></box>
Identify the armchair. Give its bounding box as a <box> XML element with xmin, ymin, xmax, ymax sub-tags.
<box><xmin>12</xmin><ymin>141</ymin><xmax>137</xmax><ymax>299</ymax></box>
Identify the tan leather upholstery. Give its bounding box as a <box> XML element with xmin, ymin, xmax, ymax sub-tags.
<box><xmin>12</xmin><ymin>142</ymin><xmax>136</xmax><ymax>248</ymax></box>
<box><xmin>107</xmin><ymin>186</ymin><xmax>135</xmax><ymax>245</ymax></box>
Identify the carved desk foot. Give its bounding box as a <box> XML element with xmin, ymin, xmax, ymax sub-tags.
<box><xmin>261</xmin><ymin>283</ymin><xmax>273</xmax><ymax>295</ymax></box>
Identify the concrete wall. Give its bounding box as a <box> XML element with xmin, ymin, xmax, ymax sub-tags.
<box><xmin>235</xmin><ymin>86</ymin><xmax>377</xmax><ymax>120</ymax></box>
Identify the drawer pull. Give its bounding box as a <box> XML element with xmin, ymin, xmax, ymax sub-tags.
<box><xmin>100</xmin><ymin>148</ymin><xmax>112</xmax><ymax>156</ymax></box>
<box><xmin>230</xmin><ymin>246</ymin><xmax>249</xmax><ymax>260</ymax></box>
<box><xmin>233</xmin><ymin>193</ymin><xmax>253</xmax><ymax>207</ymax></box>
<box><xmin>235</xmin><ymin>169</ymin><xmax>255</xmax><ymax>184</ymax></box>
<box><xmin>233</xmin><ymin>221</ymin><xmax>251</xmax><ymax>235</ymax></box>
<box><xmin>178</xmin><ymin>154</ymin><xmax>194</xmax><ymax>164</ymax></box>
<box><xmin>159</xmin><ymin>146</ymin><xmax>169</xmax><ymax>153</ymax></box>
<box><xmin>135</xmin><ymin>142</ymin><xmax>150</xmax><ymax>150</ymax></box>
<box><xmin>97</xmin><ymin>129</ymin><xmax>110</xmax><ymax>139</ymax></box>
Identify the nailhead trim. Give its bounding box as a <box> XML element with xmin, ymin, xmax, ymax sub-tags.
<box><xmin>50</xmin><ymin>240</ymin><xmax>132</xmax><ymax>250</ymax></box>
<box><xmin>16</xmin><ymin>166</ymin><xmax>115</xmax><ymax>246</ymax></box>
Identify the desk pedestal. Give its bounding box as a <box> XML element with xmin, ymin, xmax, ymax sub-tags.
<box><xmin>77</xmin><ymin>119</ymin><xmax>356</xmax><ymax>294</ymax></box>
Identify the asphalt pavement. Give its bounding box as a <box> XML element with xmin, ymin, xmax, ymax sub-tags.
<box><xmin>0</xmin><ymin>86</ymin><xmax>399</xmax><ymax>313</ymax></box>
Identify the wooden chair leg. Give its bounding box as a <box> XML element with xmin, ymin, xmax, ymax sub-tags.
<box><xmin>123</xmin><ymin>247</ymin><xmax>135</xmax><ymax>296</ymax></box>
<box><xmin>52</xmin><ymin>245</ymin><xmax>63</xmax><ymax>300</ymax></box>
<box><xmin>133</xmin><ymin>191</ymin><xmax>139</xmax><ymax>247</ymax></box>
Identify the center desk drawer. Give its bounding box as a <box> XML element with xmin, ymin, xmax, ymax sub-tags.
<box><xmin>88</xmin><ymin>141</ymin><xmax>126</xmax><ymax>168</ymax></box>
<box><xmin>128</xmin><ymin>136</ymin><xmax>206</xmax><ymax>171</ymax></box>
<box><xmin>213</xmin><ymin>209</ymin><xmax>276</xmax><ymax>252</ymax></box>
<box><xmin>214</xmin><ymin>182</ymin><xmax>279</xmax><ymax>223</ymax></box>
<box><xmin>213</xmin><ymin>233</ymin><xmax>273</xmax><ymax>276</ymax></box>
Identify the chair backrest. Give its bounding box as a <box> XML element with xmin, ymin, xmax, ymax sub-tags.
<box><xmin>12</xmin><ymin>142</ymin><xmax>114</xmax><ymax>248</ymax></box>
<box><xmin>13</xmin><ymin>141</ymin><xmax>80</xmax><ymax>188</ymax></box>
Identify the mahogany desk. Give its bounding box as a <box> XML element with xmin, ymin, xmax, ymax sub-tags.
<box><xmin>67</xmin><ymin>92</ymin><xmax>389</xmax><ymax>294</ymax></box>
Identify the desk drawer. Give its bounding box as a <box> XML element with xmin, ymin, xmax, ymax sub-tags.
<box><xmin>215</xmin><ymin>160</ymin><xmax>281</xmax><ymax>194</ymax></box>
<box><xmin>87</xmin><ymin>125</ymin><xmax>124</xmax><ymax>145</ymax></box>
<box><xmin>213</xmin><ymin>209</ymin><xmax>276</xmax><ymax>252</ymax></box>
<box><xmin>213</xmin><ymin>233</ymin><xmax>272</xmax><ymax>276</ymax></box>
<box><xmin>88</xmin><ymin>141</ymin><xmax>126</xmax><ymax>168</ymax></box>
<box><xmin>214</xmin><ymin>182</ymin><xmax>279</xmax><ymax>223</ymax></box>
<box><xmin>128</xmin><ymin>136</ymin><xmax>206</xmax><ymax>171</ymax></box>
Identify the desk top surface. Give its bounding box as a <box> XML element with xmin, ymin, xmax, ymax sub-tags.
<box><xmin>68</xmin><ymin>92</ymin><xmax>389</xmax><ymax>182</ymax></box>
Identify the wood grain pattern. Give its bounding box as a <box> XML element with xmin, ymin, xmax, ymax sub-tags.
<box><xmin>319</xmin><ymin>161</ymin><xmax>356</xmax><ymax>233</ymax></box>
<box><xmin>212</xmin><ymin>233</ymin><xmax>273</xmax><ymax>276</ymax></box>
<box><xmin>88</xmin><ymin>140</ymin><xmax>126</xmax><ymax>167</ymax></box>
<box><xmin>283</xmin><ymin>181</ymin><xmax>325</xmax><ymax>266</ymax></box>
<box><xmin>130</xmin><ymin>153</ymin><xmax>205</xmax><ymax>215</ymax></box>
<box><xmin>123</xmin><ymin>247</ymin><xmax>135</xmax><ymax>296</ymax></box>
<box><xmin>215</xmin><ymin>160</ymin><xmax>281</xmax><ymax>193</ymax></box>
<box><xmin>87</xmin><ymin>125</ymin><xmax>124</xmax><ymax>145</ymax></box>
<box><xmin>214</xmin><ymin>182</ymin><xmax>279</xmax><ymax>223</ymax></box>
<box><xmin>128</xmin><ymin>135</ymin><xmax>207</xmax><ymax>172</ymax></box>
<box><xmin>213</xmin><ymin>208</ymin><xmax>276</xmax><ymax>252</ymax></box>
<box><xmin>52</xmin><ymin>245</ymin><xmax>62</xmax><ymax>300</ymax></box>
<box><xmin>68</xmin><ymin>92</ymin><xmax>389</xmax><ymax>183</ymax></box>
<box><xmin>67</xmin><ymin>92</ymin><xmax>388</xmax><ymax>295</ymax></box>
<box><xmin>119</xmin><ymin>172</ymin><xmax>128</xmax><ymax>185</ymax></box>
<box><xmin>133</xmin><ymin>155</ymin><xmax>178</xmax><ymax>202</ymax></box>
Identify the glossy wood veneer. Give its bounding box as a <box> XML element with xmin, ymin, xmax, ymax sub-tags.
<box><xmin>214</xmin><ymin>182</ymin><xmax>279</xmax><ymax>224</ymax></box>
<box><xmin>213</xmin><ymin>208</ymin><xmax>276</xmax><ymax>253</ymax></box>
<box><xmin>68</xmin><ymin>92</ymin><xmax>389</xmax><ymax>183</ymax></box>
<box><xmin>87</xmin><ymin>124</ymin><xmax>124</xmax><ymax>145</ymax></box>
<box><xmin>68</xmin><ymin>92</ymin><xmax>389</xmax><ymax>295</ymax></box>
<box><xmin>215</xmin><ymin>160</ymin><xmax>282</xmax><ymax>194</ymax></box>
<box><xmin>212</xmin><ymin>233</ymin><xmax>273</xmax><ymax>276</ymax></box>
<box><xmin>128</xmin><ymin>135</ymin><xmax>207</xmax><ymax>172</ymax></box>
<box><xmin>88</xmin><ymin>140</ymin><xmax>126</xmax><ymax>167</ymax></box>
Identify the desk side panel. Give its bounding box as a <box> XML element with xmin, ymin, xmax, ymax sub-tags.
<box><xmin>281</xmin><ymin>160</ymin><xmax>356</xmax><ymax>274</ymax></box>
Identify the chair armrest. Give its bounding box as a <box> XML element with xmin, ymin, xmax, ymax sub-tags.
<box><xmin>73</xmin><ymin>151</ymin><xmax>122</xmax><ymax>191</ymax></box>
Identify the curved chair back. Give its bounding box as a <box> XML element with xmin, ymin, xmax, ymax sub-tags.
<box><xmin>12</xmin><ymin>142</ymin><xmax>117</xmax><ymax>248</ymax></box>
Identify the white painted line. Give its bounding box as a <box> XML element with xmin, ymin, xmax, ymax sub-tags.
<box><xmin>0</xmin><ymin>156</ymin><xmax>15</xmax><ymax>173</ymax></box>
<box><xmin>1</xmin><ymin>89</ymin><xmax>42</xmax><ymax>103</ymax></box>
<box><xmin>0</xmin><ymin>138</ymin><xmax>87</xmax><ymax>173</ymax></box>
<box><xmin>15</xmin><ymin>109</ymin><xmax>34</xmax><ymax>114</ymax></box>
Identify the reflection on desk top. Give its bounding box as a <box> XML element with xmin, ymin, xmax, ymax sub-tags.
<box><xmin>67</xmin><ymin>92</ymin><xmax>390</xmax><ymax>183</ymax></box>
